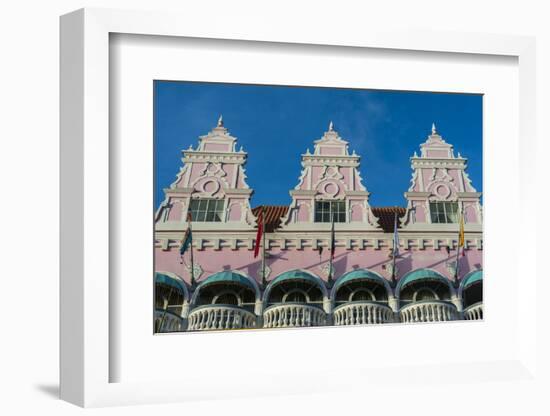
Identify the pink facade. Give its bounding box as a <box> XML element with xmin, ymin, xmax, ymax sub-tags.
<box><xmin>154</xmin><ymin>119</ymin><xmax>483</xmax><ymax>332</ymax></box>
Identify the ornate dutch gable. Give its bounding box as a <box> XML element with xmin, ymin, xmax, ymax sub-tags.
<box><xmin>280</xmin><ymin>122</ymin><xmax>379</xmax><ymax>230</ymax></box>
<box><xmin>155</xmin><ymin>116</ymin><xmax>256</xmax><ymax>229</ymax></box>
<box><xmin>401</xmin><ymin>124</ymin><xmax>482</xmax><ymax>230</ymax></box>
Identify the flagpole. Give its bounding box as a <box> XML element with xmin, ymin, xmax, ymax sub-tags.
<box><xmin>391</xmin><ymin>212</ymin><xmax>398</xmax><ymax>285</ymax></box>
<box><xmin>261</xmin><ymin>206</ymin><xmax>267</xmax><ymax>287</ymax></box>
<box><xmin>329</xmin><ymin>216</ymin><xmax>334</xmax><ymax>284</ymax></box>
<box><xmin>454</xmin><ymin>207</ymin><xmax>464</xmax><ymax>285</ymax></box>
<box><xmin>189</xmin><ymin>216</ymin><xmax>195</xmax><ymax>286</ymax></box>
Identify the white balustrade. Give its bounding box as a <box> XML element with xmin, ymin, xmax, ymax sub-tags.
<box><xmin>463</xmin><ymin>302</ymin><xmax>483</xmax><ymax>320</ymax></box>
<box><xmin>263</xmin><ymin>303</ymin><xmax>326</xmax><ymax>328</ymax></box>
<box><xmin>399</xmin><ymin>301</ymin><xmax>458</xmax><ymax>323</ymax></box>
<box><xmin>187</xmin><ymin>305</ymin><xmax>257</xmax><ymax>331</ymax></box>
<box><xmin>155</xmin><ymin>309</ymin><xmax>185</xmax><ymax>333</ymax></box>
<box><xmin>333</xmin><ymin>302</ymin><xmax>393</xmax><ymax>325</ymax></box>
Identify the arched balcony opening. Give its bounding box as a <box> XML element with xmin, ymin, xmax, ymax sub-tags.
<box><xmin>331</xmin><ymin>269</ymin><xmax>393</xmax><ymax>325</ymax></box>
<box><xmin>460</xmin><ymin>270</ymin><xmax>483</xmax><ymax>320</ymax></box>
<box><xmin>397</xmin><ymin>269</ymin><xmax>458</xmax><ymax>323</ymax></box>
<box><xmin>188</xmin><ymin>271</ymin><xmax>259</xmax><ymax>331</ymax></box>
<box><xmin>262</xmin><ymin>270</ymin><xmax>327</xmax><ymax>328</ymax></box>
<box><xmin>154</xmin><ymin>272</ymin><xmax>188</xmax><ymax>333</ymax></box>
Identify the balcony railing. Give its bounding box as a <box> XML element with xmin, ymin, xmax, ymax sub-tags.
<box><xmin>399</xmin><ymin>300</ymin><xmax>458</xmax><ymax>323</ymax></box>
<box><xmin>187</xmin><ymin>305</ymin><xmax>257</xmax><ymax>331</ymax></box>
<box><xmin>155</xmin><ymin>309</ymin><xmax>185</xmax><ymax>333</ymax></box>
<box><xmin>463</xmin><ymin>302</ymin><xmax>483</xmax><ymax>320</ymax></box>
<box><xmin>333</xmin><ymin>301</ymin><xmax>393</xmax><ymax>325</ymax></box>
<box><xmin>263</xmin><ymin>303</ymin><xmax>327</xmax><ymax>328</ymax></box>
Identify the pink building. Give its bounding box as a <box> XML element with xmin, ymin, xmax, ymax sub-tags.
<box><xmin>154</xmin><ymin>118</ymin><xmax>483</xmax><ymax>332</ymax></box>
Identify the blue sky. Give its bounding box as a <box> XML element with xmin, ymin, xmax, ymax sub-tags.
<box><xmin>154</xmin><ymin>81</ymin><xmax>482</xmax><ymax>208</ymax></box>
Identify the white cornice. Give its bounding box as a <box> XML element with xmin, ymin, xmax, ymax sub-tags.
<box><xmin>346</xmin><ymin>190</ymin><xmax>370</xmax><ymax>197</ymax></box>
<box><xmin>289</xmin><ymin>190</ymin><xmax>317</xmax><ymax>197</ymax></box>
<box><xmin>411</xmin><ymin>158</ymin><xmax>466</xmax><ymax>168</ymax></box>
<box><xmin>164</xmin><ymin>187</ymin><xmax>193</xmax><ymax>195</ymax></box>
<box><xmin>457</xmin><ymin>192</ymin><xmax>482</xmax><ymax>198</ymax></box>
<box><xmin>183</xmin><ymin>151</ymin><xmax>247</xmax><ymax>163</ymax></box>
<box><xmin>404</xmin><ymin>191</ymin><xmax>431</xmax><ymax>198</ymax></box>
<box><xmin>224</xmin><ymin>189</ymin><xmax>254</xmax><ymax>196</ymax></box>
<box><xmin>155</xmin><ymin>232</ymin><xmax>484</xmax><ymax>252</ymax></box>
<box><xmin>302</xmin><ymin>155</ymin><xmax>359</xmax><ymax>162</ymax></box>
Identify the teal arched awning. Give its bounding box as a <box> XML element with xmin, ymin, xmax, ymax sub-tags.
<box><xmin>333</xmin><ymin>269</ymin><xmax>390</xmax><ymax>293</ymax></box>
<box><xmin>155</xmin><ymin>272</ymin><xmax>188</xmax><ymax>296</ymax></box>
<box><xmin>270</xmin><ymin>270</ymin><xmax>324</xmax><ymax>288</ymax></box>
<box><xmin>199</xmin><ymin>271</ymin><xmax>257</xmax><ymax>292</ymax></box>
<box><xmin>461</xmin><ymin>270</ymin><xmax>483</xmax><ymax>291</ymax></box>
<box><xmin>397</xmin><ymin>269</ymin><xmax>451</xmax><ymax>294</ymax></box>
<box><xmin>263</xmin><ymin>270</ymin><xmax>327</xmax><ymax>304</ymax></box>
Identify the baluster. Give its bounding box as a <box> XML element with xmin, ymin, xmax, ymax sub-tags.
<box><xmin>226</xmin><ymin>310</ymin><xmax>231</xmax><ymax>329</ymax></box>
<box><xmin>216</xmin><ymin>310</ymin><xmax>222</xmax><ymax>329</ymax></box>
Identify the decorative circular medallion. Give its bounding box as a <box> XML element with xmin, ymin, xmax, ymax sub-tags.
<box><xmin>200</xmin><ymin>179</ymin><xmax>221</xmax><ymax>196</ymax></box>
<box><xmin>433</xmin><ymin>183</ymin><xmax>451</xmax><ymax>199</ymax></box>
<box><xmin>321</xmin><ymin>181</ymin><xmax>339</xmax><ymax>198</ymax></box>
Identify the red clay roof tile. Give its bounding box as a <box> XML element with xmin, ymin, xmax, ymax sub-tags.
<box><xmin>252</xmin><ymin>205</ymin><xmax>406</xmax><ymax>233</ymax></box>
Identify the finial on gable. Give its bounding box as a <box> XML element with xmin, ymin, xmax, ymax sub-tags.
<box><xmin>217</xmin><ymin>114</ymin><xmax>224</xmax><ymax>127</ymax></box>
<box><xmin>329</xmin><ymin>121</ymin><xmax>334</xmax><ymax>132</ymax></box>
<box><xmin>431</xmin><ymin>122</ymin><xmax>437</xmax><ymax>135</ymax></box>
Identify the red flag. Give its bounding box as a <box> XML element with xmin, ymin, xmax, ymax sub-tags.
<box><xmin>254</xmin><ymin>209</ymin><xmax>264</xmax><ymax>258</ymax></box>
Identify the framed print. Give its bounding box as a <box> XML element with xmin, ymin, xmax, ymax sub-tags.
<box><xmin>60</xmin><ymin>7</ymin><xmax>538</xmax><ymax>408</ymax></box>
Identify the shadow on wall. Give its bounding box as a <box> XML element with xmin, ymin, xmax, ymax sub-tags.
<box><xmin>34</xmin><ymin>384</ymin><xmax>59</xmax><ymax>400</ymax></box>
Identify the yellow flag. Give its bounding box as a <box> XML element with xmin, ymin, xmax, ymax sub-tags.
<box><xmin>458</xmin><ymin>213</ymin><xmax>465</xmax><ymax>247</ymax></box>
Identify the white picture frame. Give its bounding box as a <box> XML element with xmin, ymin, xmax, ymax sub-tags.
<box><xmin>60</xmin><ymin>7</ymin><xmax>538</xmax><ymax>408</ymax></box>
